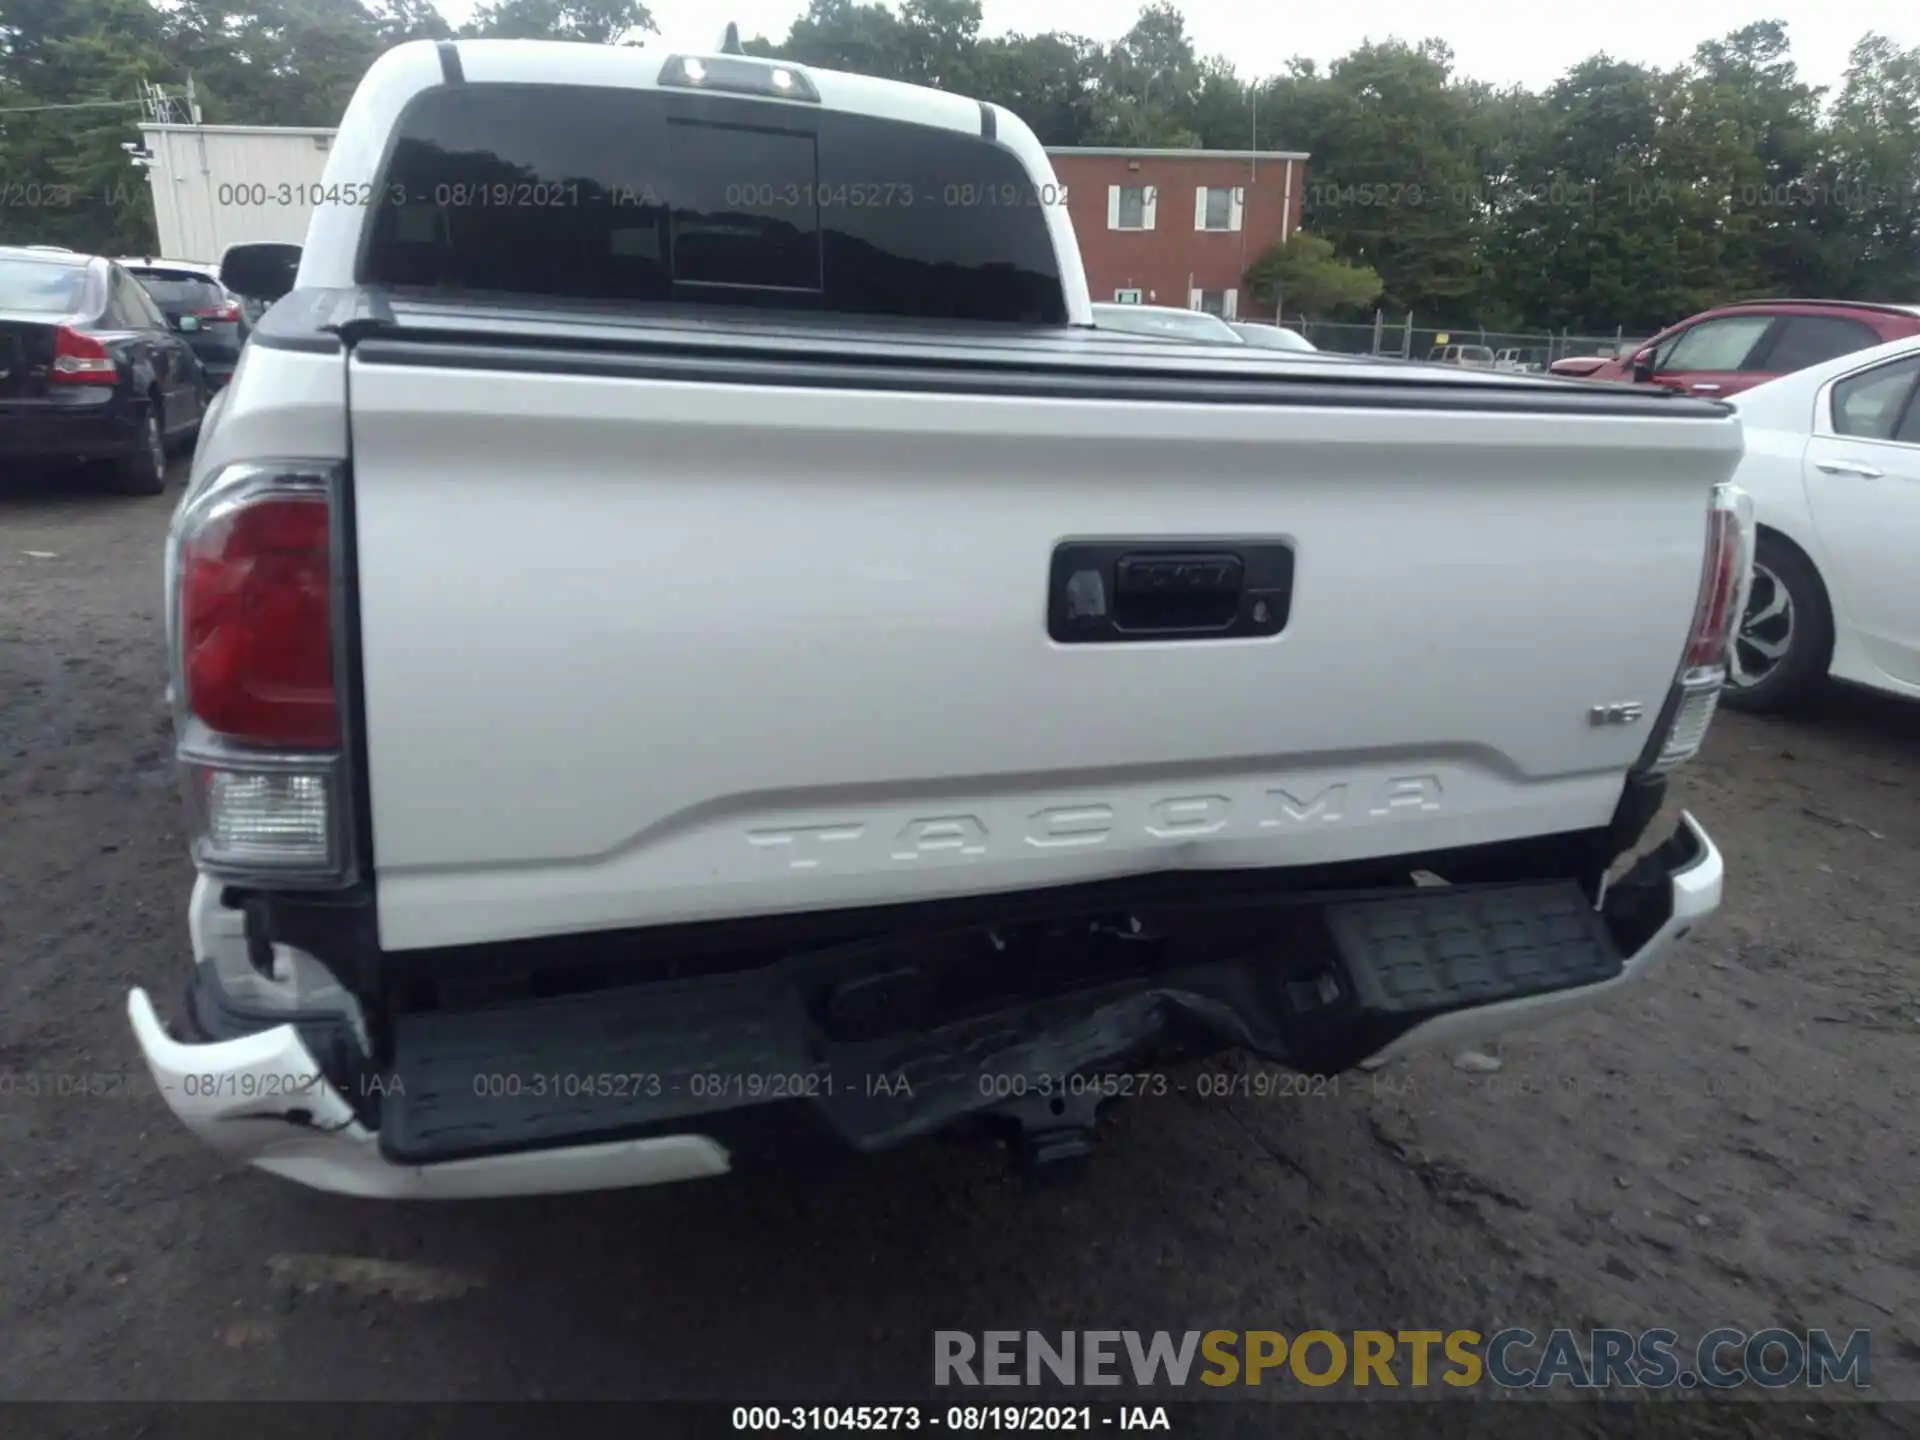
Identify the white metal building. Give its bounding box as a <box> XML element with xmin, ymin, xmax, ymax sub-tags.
<box><xmin>138</xmin><ymin>124</ymin><xmax>337</xmax><ymax>263</ymax></box>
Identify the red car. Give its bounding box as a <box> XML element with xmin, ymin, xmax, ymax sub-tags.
<box><xmin>1548</xmin><ymin>299</ymin><xmax>1920</xmax><ymax>398</ymax></box>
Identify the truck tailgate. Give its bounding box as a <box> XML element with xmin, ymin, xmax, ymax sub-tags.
<box><xmin>345</xmin><ymin>336</ymin><xmax>1741</xmax><ymax>950</ymax></box>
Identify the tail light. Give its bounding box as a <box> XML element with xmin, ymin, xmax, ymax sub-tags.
<box><xmin>193</xmin><ymin>303</ymin><xmax>243</xmax><ymax>322</ymax></box>
<box><xmin>51</xmin><ymin>326</ymin><xmax>117</xmax><ymax>382</ymax></box>
<box><xmin>1641</xmin><ymin>483</ymin><xmax>1754</xmax><ymax>774</ymax></box>
<box><xmin>167</xmin><ymin>463</ymin><xmax>354</xmax><ymax>883</ymax></box>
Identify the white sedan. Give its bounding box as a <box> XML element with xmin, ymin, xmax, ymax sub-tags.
<box><xmin>1723</xmin><ymin>334</ymin><xmax>1920</xmax><ymax>710</ymax></box>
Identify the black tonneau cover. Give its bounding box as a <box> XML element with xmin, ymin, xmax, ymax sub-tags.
<box><xmin>260</xmin><ymin>285</ymin><xmax>1733</xmax><ymax>418</ymax></box>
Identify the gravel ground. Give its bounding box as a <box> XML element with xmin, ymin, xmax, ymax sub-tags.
<box><xmin>2</xmin><ymin>462</ymin><xmax>1916</xmax><ymax>1428</ymax></box>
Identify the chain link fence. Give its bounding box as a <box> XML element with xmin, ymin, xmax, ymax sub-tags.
<box><xmin>1276</xmin><ymin>312</ymin><xmax>1648</xmax><ymax>370</ymax></box>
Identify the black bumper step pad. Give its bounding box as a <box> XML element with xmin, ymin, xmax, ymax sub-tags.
<box><xmin>1324</xmin><ymin>880</ymin><xmax>1622</xmax><ymax>1015</ymax></box>
<box><xmin>381</xmin><ymin>969</ymin><xmax>822</xmax><ymax>1164</ymax></box>
<box><xmin>379</xmin><ymin>878</ymin><xmax>1625</xmax><ymax>1165</ymax></box>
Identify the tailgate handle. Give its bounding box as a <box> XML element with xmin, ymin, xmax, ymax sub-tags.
<box><xmin>1048</xmin><ymin>540</ymin><xmax>1292</xmax><ymax>645</ymax></box>
<box><xmin>1113</xmin><ymin>552</ymin><xmax>1244</xmax><ymax>632</ymax></box>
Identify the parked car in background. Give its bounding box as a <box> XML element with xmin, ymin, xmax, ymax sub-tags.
<box><xmin>1427</xmin><ymin>343</ymin><xmax>1497</xmax><ymax>368</ymax></box>
<box><xmin>1230</xmin><ymin>322</ymin><xmax>1318</xmax><ymax>352</ymax></box>
<box><xmin>1720</xmin><ymin>334</ymin><xmax>1920</xmax><ymax>710</ymax></box>
<box><xmin>1090</xmin><ymin>302</ymin><xmax>1245</xmax><ymax>345</ymax></box>
<box><xmin>1552</xmin><ymin>348</ymin><xmax>1623</xmax><ymax>377</ymax></box>
<box><xmin>1548</xmin><ymin>300</ymin><xmax>1920</xmax><ymax>396</ymax></box>
<box><xmin>119</xmin><ymin>258</ymin><xmax>250</xmax><ymax>389</ymax></box>
<box><xmin>0</xmin><ymin>245</ymin><xmax>208</xmax><ymax>493</ymax></box>
<box><xmin>1493</xmin><ymin>348</ymin><xmax>1547</xmax><ymax>373</ymax></box>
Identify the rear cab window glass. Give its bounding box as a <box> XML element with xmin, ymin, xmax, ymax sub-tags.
<box><xmin>0</xmin><ymin>258</ymin><xmax>89</xmax><ymax>314</ymax></box>
<box><xmin>359</xmin><ymin>82</ymin><xmax>1067</xmax><ymax>323</ymax></box>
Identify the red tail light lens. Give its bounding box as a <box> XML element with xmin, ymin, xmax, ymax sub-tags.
<box><xmin>1641</xmin><ymin>484</ymin><xmax>1754</xmax><ymax>775</ymax></box>
<box><xmin>193</xmin><ymin>303</ymin><xmax>243</xmax><ymax>322</ymax></box>
<box><xmin>1684</xmin><ymin>501</ymin><xmax>1745</xmax><ymax>670</ymax></box>
<box><xmin>51</xmin><ymin>326</ymin><xmax>116</xmax><ymax>382</ymax></box>
<box><xmin>179</xmin><ymin>493</ymin><xmax>338</xmax><ymax>748</ymax></box>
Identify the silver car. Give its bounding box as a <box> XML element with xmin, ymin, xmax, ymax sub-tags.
<box><xmin>1089</xmin><ymin>302</ymin><xmax>1245</xmax><ymax>345</ymax></box>
<box><xmin>1229</xmin><ymin>322</ymin><xmax>1318</xmax><ymax>352</ymax></box>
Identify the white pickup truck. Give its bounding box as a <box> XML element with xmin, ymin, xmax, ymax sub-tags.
<box><xmin>130</xmin><ymin>37</ymin><xmax>1748</xmax><ymax>1199</ymax></box>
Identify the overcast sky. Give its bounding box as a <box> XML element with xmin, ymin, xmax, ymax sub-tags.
<box><xmin>432</xmin><ymin>0</ymin><xmax>1912</xmax><ymax>95</ymax></box>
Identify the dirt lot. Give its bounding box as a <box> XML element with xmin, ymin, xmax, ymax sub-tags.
<box><xmin>2</xmin><ymin>463</ymin><xmax>1917</xmax><ymax>1426</ymax></box>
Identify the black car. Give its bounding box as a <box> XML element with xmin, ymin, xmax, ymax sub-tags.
<box><xmin>0</xmin><ymin>246</ymin><xmax>208</xmax><ymax>494</ymax></box>
<box><xmin>120</xmin><ymin>258</ymin><xmax>250</xmax><ymax>389</ymax></box>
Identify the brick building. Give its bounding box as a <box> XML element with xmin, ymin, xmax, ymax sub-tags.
<box><xmin>1045</xmin><ymin>147</ymin><xmax>1308</xmax><ymax>321</ymax></box>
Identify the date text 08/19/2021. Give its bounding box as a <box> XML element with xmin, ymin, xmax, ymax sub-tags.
<box><xmin>290</xmin><ymin>1070</ymin><xmax>1182</xmax><ymax>1105</ymax></box>
<box><xmin>731</xmin><ymin>1406</ymin><xmax>1170</xmax><ymax>1432</ymax></box>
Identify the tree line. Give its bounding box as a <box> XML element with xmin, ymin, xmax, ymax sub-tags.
<box><xmin>2</xmin><ymin>0</ymin><xmax>1916</xmax><ymax>330</ymax></box>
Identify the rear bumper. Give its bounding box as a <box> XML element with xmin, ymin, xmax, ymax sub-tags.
<box><xmin>125</xmin><ymin>994</ymin><xmax>729</xmax><ymax>1197</ymax></box>
<box><xmin>0</xmin><ymin>394</ymin><xmax>141</xmax><ymax>458</ymax></box>
<box><xmin>127</xmin><ymin>813</ymin><xmax>1722</xmax><ymax>1199</ymax></box>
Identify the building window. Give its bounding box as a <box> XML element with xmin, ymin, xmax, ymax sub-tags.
<box><xmin>1195</xmin><ymin>186</ymin><xmax>1242</xmax><ymax>232</ymax></box>
<box><xmin>1191</xmin><ymin>288</ymin><xmax>1237</xmax><ymax>319</ymax></box>
<box><xmin>1107</xmin><ymin>184</ymin><xmax>1156</xmax><ymax>231</ymax></box>
<box><xmin>1113</xmin><ymin>288</ymin><xmax>1142</xmax><ymax>304</ymax></box>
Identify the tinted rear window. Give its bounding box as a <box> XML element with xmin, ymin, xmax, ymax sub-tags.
<box><xmin>0</xmin><ymin>258</ymin><xmax>89</xmax><ymax>314</ymax></box>
<box><xmin>129</xmin><ymin>271</ymin><xmax>225</xmax><ymax>308</ymax></box>
<box><xmin>361</xmin><ymin>83</ymin><xmax>1066</xmax><ymax>323</ymax></box>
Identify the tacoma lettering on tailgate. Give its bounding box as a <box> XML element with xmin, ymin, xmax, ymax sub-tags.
<box><xmin>746</xmin><ymin>775</ymin><xmax>1444</xmax><ymax>871</ymax></box>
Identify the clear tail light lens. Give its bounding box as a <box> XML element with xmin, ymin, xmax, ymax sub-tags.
<box><xmin>185</xmin><ymin>766</ymin><xmax>334</xmax><ymax>867</ymax></box>
<box><xmin>168</xmin><ymin>463</ymin><xmax>353</xmax><ymax>884</ymax></box>
<box><xmin>1643</xmin><ymin>484</ymin><xmax>1754</xmax><ymax>775</ymax></box>
<box><xmin>1647</xmin><ymin>672</ymin><xmax>1725</xmax><ymax>774</ymax></box>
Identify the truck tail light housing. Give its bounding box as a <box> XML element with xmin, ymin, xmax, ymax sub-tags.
<box><xmin>51</xmin><ymin>325</ymin><xmax>117</xmax><ymax>382</ymax></box>
<box><xmin>167</xmin><ymin>462</ymin><xmax>355</xmax><ymax>884</ymax></box>
<box><xmin>1641</xmin><ymin>483</ymin><xmax>1754</xmax><ymax>775</ymax></box>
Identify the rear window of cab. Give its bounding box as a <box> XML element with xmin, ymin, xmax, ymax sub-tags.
<box><xmin>359</xmin><ymin>82</ymin><xmax>1067</xmax><ymax>324</ymax></box>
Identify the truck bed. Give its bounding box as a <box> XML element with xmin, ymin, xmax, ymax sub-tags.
<box><xmin>247</xmin><ymin>294</ymin><xmax>1742</xmax><ymax>952</ymax></box>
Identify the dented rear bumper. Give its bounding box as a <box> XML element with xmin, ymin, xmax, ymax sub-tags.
<box><xmin>127</xmin><ymin>812</ymin><xmax>1722</xmax><ymax>1198</ymax></box>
